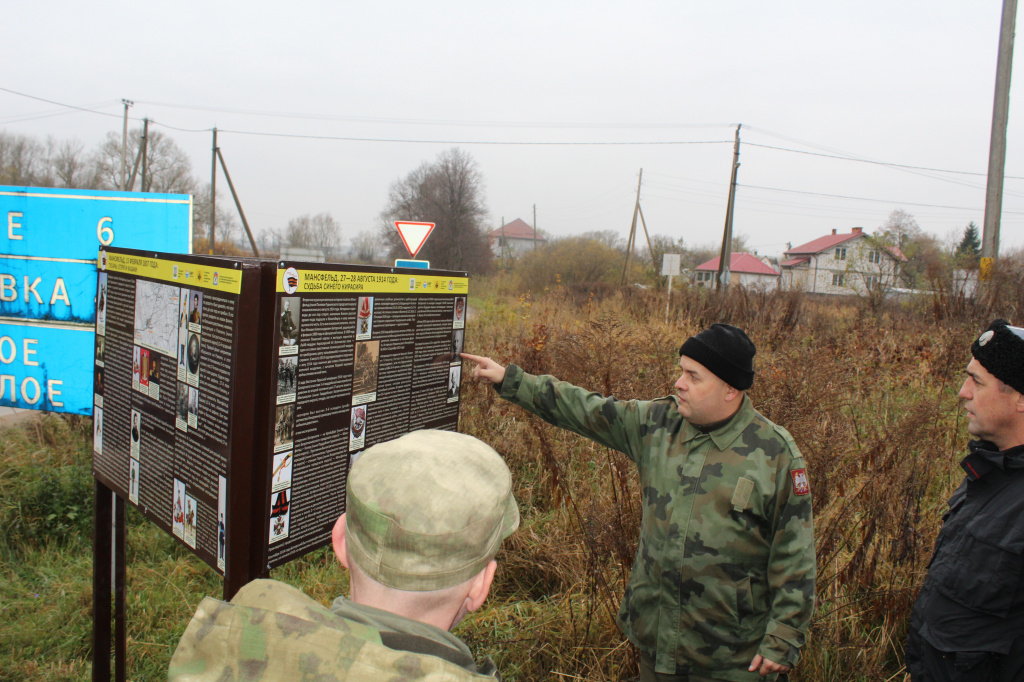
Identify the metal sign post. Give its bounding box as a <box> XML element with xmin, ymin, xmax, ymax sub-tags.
<box><xmin>662</xmin><ymin>254</ymin><xmax>681</xmax><ymax>324</ymax></box>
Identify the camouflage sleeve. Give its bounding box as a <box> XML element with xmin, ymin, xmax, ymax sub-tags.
<box><xmin>757</xmin><ymin>434</ymin><xmax>816</xmax><ymax>668</ymax></box>
<box><xmin>498</xmin><ymin>364</ymin><xmax>648</xmax><ymax>462</ymax></box>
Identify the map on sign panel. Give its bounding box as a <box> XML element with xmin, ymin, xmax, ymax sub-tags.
<box><xmin>134</xmin><ymin>280</ymin><xmax>180</xmax><ymax>356</ymax></box>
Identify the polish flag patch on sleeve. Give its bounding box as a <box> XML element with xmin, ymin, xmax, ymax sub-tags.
<box><xmin>791</xmin><ymin>469</ymin><xmax>810</xmax><ymax>496</ymax></box>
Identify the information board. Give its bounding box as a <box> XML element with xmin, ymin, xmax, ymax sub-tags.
<box><xmin>261</xmin><ymin>262</ymin><xmax>469</xmax><ymax>568</ymax></box>
<box><xmin>92</xmin><ymin>248</ymin><xmax>261</xmax><ymax>579</ymax></box>
<box><xmin>1</xmin><ymin>186</ymin><xmax>192</xmax><ymax>414</ymax></box>
<box><xmin>91</xmin><ymin>248</ymin><xmax>470</xmax><ymax>586</ymax></box>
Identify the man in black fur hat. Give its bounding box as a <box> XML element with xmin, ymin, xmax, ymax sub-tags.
<box><xmin>906</xmin><ymin>319</ymin><xmax>1024</xmax><ymax>681</ymax></box>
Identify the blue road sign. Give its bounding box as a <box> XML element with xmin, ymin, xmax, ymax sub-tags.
<box><xmin>1</xmin><ymin>186</ymin><xmax>192</xmax><ymax>414</ymax></box>
<box><xmin>394</xmin><ymin>259</ymin><xmax>430</xmax><ymax>269</ymax></box>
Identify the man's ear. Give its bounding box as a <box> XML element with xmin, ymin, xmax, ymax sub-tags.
<box><xmin>465</xmin><ymin>559</ymin><xmax>498</xmax><ymax>613</ymax></box>
<box><xmin>724</xmin><ymin>385</ymin><xmax>741</xmax><ymax>403</ymax></box>
<box><xmin>331</xmin><ymin>513</ymin><xmax>349</xmax><ymax>568</ymax></box>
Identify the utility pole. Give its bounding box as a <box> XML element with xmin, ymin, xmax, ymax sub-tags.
<box><xmin>210</xmin><ymin>128</ymin><xmax>218</xmax><ymax>255</ymax></box>
<box><xmin>141</xmin><ymin>118</ymin><xmax>149</xmax><ymax>192</ymax></box>
<box><xmin>716</xmin><ymin>125</ymin><xmax>742</xmax><ymax>292</ymax></box>
<box><xmin>119</xmin><ymin>99</ymin><xmax>133</xmax><ymax>191</ymax></box>
<box><xmin>533</xmin><ymin>204</ymin><xmax>537</xmax><ymax>250</ymax></box>
<box><xmin>621</xmin><ymin>168</ymin><xmax>643</xmax><ymax>286</ymax></box>
<box><xmin>981</xmin><ymin>0</ymin><xmax>1018</xmax><ymax>274</ymax></box>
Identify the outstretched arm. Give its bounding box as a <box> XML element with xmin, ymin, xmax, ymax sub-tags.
<box><xmin>461</xmin><ymin>353</ymin><xmax>506</xmax><ymax>386</ymax></box>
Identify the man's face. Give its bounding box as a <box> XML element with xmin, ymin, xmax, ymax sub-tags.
<box><xmin>674</xmin><ymin>355</ymin><xmax>737</xmax><ymax>426</ymax></box>
<box><xmin>959</xmin><ymin>358</ymin><xmax>1023</xmax><ymax>450</ymax></box>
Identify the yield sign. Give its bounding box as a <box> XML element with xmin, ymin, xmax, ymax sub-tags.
<box><xmin>394</xmin><ymin>221</ymin><xmax>435</xmax><ymax>258</ymax></box>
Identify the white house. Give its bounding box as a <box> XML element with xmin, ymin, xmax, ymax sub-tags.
<box><xmin>487</xmin><ymin>219</ymin><xmax>546</xmax><ymax>259</ymax></box>
<box><xmin>781</xmin><ymin>228</ymin><xmax>905</xmax><ymax>295</ymax></box>
<box><xmin>694</xmin><ymin>252</ymin><xmax>780</xmax><ymax>289</ymax></box>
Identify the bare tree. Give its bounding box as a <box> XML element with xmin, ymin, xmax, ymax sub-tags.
<box><xmin>350</xmin><ymin>230</ymin><xmax>385</xmax><ymax>264</ymax></box>
<box><xmin>0</xmin><ymin>132</ymin><xmax>47</xmax><ymax>185</ymax></box>
<box><xmin>94</xmin><ymin>127</ymin><xmax>195</xmax><ymax>193</ymax></box>
<box><xmin>48</xmin><ymin>138</ymin><xmax>97</xmax><ymax>188</ymax></box>
<box><xmin>192</xmin><ymin>183</ymin><xmax>239</xmax><ymax>250</ymax></box>
<box><xmin>379</xmin><ymin>147</ymin><xmax>492</xmax><ymax>272</ymax></box>
<box><xmin>283</xmin><ymin>212</ymin><xmax>342</xmax><ymax>260</ymax></box>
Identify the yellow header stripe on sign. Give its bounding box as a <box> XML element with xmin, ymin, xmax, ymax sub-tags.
<box><xmin>276</xmin><ymin>268</ymin><xmax>468</xmax><ymax>295</ymax></box>
<box><xmin>100</xmin><ymin>250</ymin><xmax>243</xmax><ymax>294</ymax></box>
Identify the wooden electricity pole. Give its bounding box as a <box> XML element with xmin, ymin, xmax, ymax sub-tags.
<box><xmin>621</xmin><ymin>169</ymin><xmax>643</xmax><ymax>285</ymax></box>
<box><xmin>716</xmin><ymin>125</ymin><xmax>742</xmax><ymax>292</ymax></box>
<box><xmin>981</xmin><ymin>0</ymin><xmax>1019</xmax><ymax>272</ymax></box>
<box><xmin>209</xmin><ymin>128</ymin><xmax>217</xmax><ymax>255</ymax></box>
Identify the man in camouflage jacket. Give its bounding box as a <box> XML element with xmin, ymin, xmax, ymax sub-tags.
<box><xmin>169</xmin><ymin>430</ymin><xmax>520</xmax><ymax>681</ymax></box>
<box><xmin>463</xmin><ymin>324</ymin><xmax>815</xmax><ymax>681</ymax></box>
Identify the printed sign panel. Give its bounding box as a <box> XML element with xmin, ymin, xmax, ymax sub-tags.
<box><xmin>0</xmin><ymin>186</ymin><xmax>191</xmax><ymax>413</ymax></box>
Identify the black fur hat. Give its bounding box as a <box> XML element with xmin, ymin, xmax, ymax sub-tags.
<box><xmin>679</xmin><ymin>323</ymin><xmax>756</xmax><ymax>390</ymax></box>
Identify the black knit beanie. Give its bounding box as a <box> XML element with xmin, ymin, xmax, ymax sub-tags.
<box><xmin>971</xmin><ymin>319</ymin><xmax>1024</xmax><ymax>394</ymax></box>
<box><xmin>678</xmin><ymin>323</ymin><xmax>756</xmax><ymax>390</ymax></box>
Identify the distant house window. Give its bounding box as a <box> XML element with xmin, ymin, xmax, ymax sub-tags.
<box><xmin>834</xmin><ymin>247</ymin><xmax>847</xmax><ymax>260</ymax></box>
<box><xmin>868</xmin><ymin>250</ymin><xmax>881</xmax><ymax>264</ymax></box>
<box><xmin>498</xmin><ymin>237</ymin><xmax>507</xmax><ymax>247</ymax></box>
<box><xmin>866</xmin><ymin>275</ymin><xmax>879</xmax><ymax>289</ymax></box>
<box><xmin>832</xmin><ymin>273</ymin><xmax>845</xmax><ymax>286</ymax></box>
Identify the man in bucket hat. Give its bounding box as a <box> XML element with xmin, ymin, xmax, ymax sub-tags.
<box><xmin>463</xmin><ymin>322</ymin><xmax>815</xmax><ymax>681</ymax></box>
<box><xmin>169</xmin><ymin>429</ymin><xmax>519</xmax><ymax>680</ymax></box>
<box><xmin>906</xmin><ymin>320</ymin><xmax>1024</xmax><ymax>681</ymax></box>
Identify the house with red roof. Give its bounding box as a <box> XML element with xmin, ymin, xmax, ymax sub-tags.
<box><xmin>781</xmin><ymin>227</ymin><xmax>906</xmax><ymax>295</ymax></box>
<box><xmin>487</xmin><ymin>219</ymin><xmax>546</xmax><ymax>260</ymax></box>
<box><xmin>694</xmin><ymin>252</ymin><xmax>780</xmax><ymax>289</ymax></box>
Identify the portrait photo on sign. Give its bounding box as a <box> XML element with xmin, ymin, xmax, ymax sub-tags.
<box><xmin>447</xmin><ymin>365</ymin><xmax>462</xmax><ymax>403</ymax></box>
<box><xmin>217</xmin><ymin>476</ymin><xmax>226</xmax><ymax>572</ymax></box>
<box><xmin>274</xmin><ymin>403</ymin><xmax>295</xmax><ymax>451</ymax></box>
<box><xmin>130</xmin><ymin>409</ymin><xmax>141</xmax><ymax>459</ymax></box>
<box><xmin>184</xmin><ymin>494</ymin><xmax>197</xmax><ymax>548</ymax></box>
<box><xmin>452</xmin><ymin>296</ymin><xmax>466</xmax><ymax>329</ymax></box>
<box><xmin>93</xmin><ymin>406</ymin><xmax>103</xmax><ymax>455</ymax></box>
<box><xmin>186</xmin><ymin>333</ymin><xmax>201</xmax><ymax>386</ymax></box>
<box><xmin>95</xmin><ymin>335</ymin><xmax>105</xmax><ymax>365</ymax></box>
<box><xmin>188</xmin><ymin>290</ymin><xmax>203</xmax><ymax>331</ymax></box>
<box><xmin>352</xmin><ymin>340</ymin><xmax>380</xmax><ymax>398</ymax></box>
<box><xmin>128</xmin><ymin>459</ymin><xmax>139</xmax><ymax>505</ymax></box>
<box><xmin>187</xmin><ymin>386</ymin><xmax>199</xmax><ymax>428</ymax></box>
<box><xmin>355</xmin><ymin>296</ymin><xmax>374</xmax><ymax>340</ymax></box>
<box><xmin>176</xmin><ymin>382</ymin><xmax>189</xmax><ymax>430</ymax></box>
<box><xmin>450</xmin><ymin>329</ymin><xmax>464</xmax><ymax>362</ymax></box>
<box><xmin>269</xmin><ymin>490</ymin><xmax>291</xmax><ymax>544</ymax></box>
<box><xmin>277</xmin><ymin>297</ymin><xmax>301</xmax><ymax>351</ymax></box>
<box><xmin>140</xmin><ymin>348</ymin><xmax>151</xmax><ymax>389</ymax></box>
<box><xmin>132</xmin><ymin>346</ymin><xmax>141</xmax><ymax>388</ymax></box>
<box><xmin>96</xmin><ymin>272</ymin><xmax>108</xmax><ymax>332</ymax></box>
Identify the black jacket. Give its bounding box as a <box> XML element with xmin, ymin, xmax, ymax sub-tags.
<box><xmin>910</xmin><ymin>440</ymin><xmax>1024</xmax><ymax>654</ymax></box>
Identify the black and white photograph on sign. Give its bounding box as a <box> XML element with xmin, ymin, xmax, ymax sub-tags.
<box><xmin>96</xmin><ymin>272</ymin><xmax>108</xmax><ymax>336</ymax></box>
<box><xmin>271</xmin><ymin>451</ymin><xmax>293</xmax><ymax>492</ymax></box>
<box><xmin>278</xmin><ymin>297</ymin><xmax>300</xmax><ymax>354</ymax></box>
<box><xmin>186</xmin><ymin>333</ymin><xmax>201</xmax><ymax>388</ymax></box>
<box><xmin>177</xmin><ymin>288</ymin><xmax>190</xmax><ymax>381</ymax></box>
<box><xmin>184</xmin><ymin>494</ymin><xmax>197</xmax><ymax>549</ymax></box>
<box><xmin>355</xmin><ymin>296</ymin><xmax>374</xmax><ymax>341</ymax></box>
<box><xmin>217</xmin><ymin>476</ymin><xmax>226</xmax><ymax>572</ymax></box>
<box><xmin>269</xmin><ymin>489</ymin><xmax>291</xmax><ymax>544</ymax></box>
<box><xmin>128</xmin><ymin>459</ymin><xmax>139</xmax><ymax>505</ymax></box>
<box><xmin>130</xmin><ymin>409</ymin><xmax>141</xmax><ymax>460</ymax></box>
<box><xmin>95</xmin><ymin>335</ymin><xmax>105</xmax><ymax>366</ymax></box>
<box><xmin>132</xmin><ymin>346</ymin><xmax>141</xmax><ymax>390</ymax></box>
<box><xmin>352</xmin><ymin>340</ymin><xmax>380</xmax><ymax>403</ymax></box>
<box><xmin>176</xmin><ymin>382</ymin><xmax>189</xmax><ymax>432</ymax></box>
<box><xmin>134</xmin><ymin>279</ymin><xmax>179</xmax><ymax>357</ymax></box>
<box><xmin>147</xmin><ymin>354</ymin><xmax>161</xmax><ymax>401</ymax></box>
<box><xmin>93</xmin><ymin>406</ymin><xmax>103</xmax><ymax>455</ymax></box>
<box><xmin>274</xmin><ymin>403</ymin><xmax>295</xmax><ymax>452</ymax></box>
<box><xmin>447</xmin><ymin>365</ymin><xmax>462</xmax><ymax>403</ymax></box>
<box><xmin>349</xmin><ymin>405</ymin><xmax>367</xmax><ymax>451</ymax></box>
<box><xmin>453</xmin><ymin>296</ymin><xmax>466</xmax><ymax>329</ymax></box>
<box><xmin>188</xmin><ymin>291</ymin><xmax>203</xmax><ymax>333</ymax></box>
<box><xmin>450</xmin><ymin>329</ymin><xmax>464</xmax><ymax>363</ymax></box>
<box><xmin>94</xmin><ymin>366</ymin><xmax>104</xmax><ymax>409</ymax></box>
<box><xmin>187</xmin><ymin>386</ymin><xmax>199</xmax><ymax>429</ymax></box>
<box><xmin>276</xmin><ymin>356</ymin><xmax>297</xmax><ymax>405</ymax></box>
<box><xmin>172</xmin><ymin>478</ymin><xmax>185</xmax><ymax>539</ymax></box>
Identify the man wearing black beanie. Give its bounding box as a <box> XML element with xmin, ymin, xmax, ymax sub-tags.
<box><xmin>906</xmin><ymin>320</ymin><xmax>1024</xmax><ymax>681</ymax></box>
<box><xmin>463</xmin><ymin>322</ymin><xmax>815</xmax><ymax>681</ymax></box>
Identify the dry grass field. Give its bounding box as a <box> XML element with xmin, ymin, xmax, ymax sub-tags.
<box><xmin>2</xmin><ymin>264</ymin><xmax>1022</xmax><ymax>680</ymax></box>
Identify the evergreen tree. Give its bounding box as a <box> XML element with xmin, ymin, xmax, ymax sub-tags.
<box><xmin>954</xmin><ymin>222</ymin><xmax>981</xmax><ymax>263</ymax></box>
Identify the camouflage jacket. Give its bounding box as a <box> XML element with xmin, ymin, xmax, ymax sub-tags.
<box><xmin>498</xmin><ymin>365</ymin><xmax>815</xmax><ymax>680</ymax></box>
<box><xmin>168</xmin><ymin>579</ymin><xmax>501</xmax><ymax>681</ymax></box>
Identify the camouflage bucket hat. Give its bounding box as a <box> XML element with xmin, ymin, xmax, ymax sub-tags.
<box><xmin>346</xmin><ymin>429</ymin><xmax>520</xmax><ymax>591</ymax></box>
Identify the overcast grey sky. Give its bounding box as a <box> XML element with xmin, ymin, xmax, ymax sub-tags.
<box><xmin>4</xmin><ymin>1</ymin><xmax>1024</xmax><ymax>256</ymax></box>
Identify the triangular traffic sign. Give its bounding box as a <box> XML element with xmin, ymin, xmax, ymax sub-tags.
<box><xmin>394</xmin><ymin>221</ymin><xmax>435</xmax><ymax>258</ymax></box>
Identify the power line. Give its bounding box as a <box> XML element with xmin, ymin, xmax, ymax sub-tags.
<box><xmin>216</xmin><ymin>128</ymin><xmax>734</xmax><ymax>146</ymax></box>
<box><xmin>0</xmin><ymin>87</ymin><xmax>123</xmax><ymax>121</ymax></box>
<box><xmin>738</xmin><ymin>182</ymin><xmax>1024</xmax><ymax>214</ymax></box>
